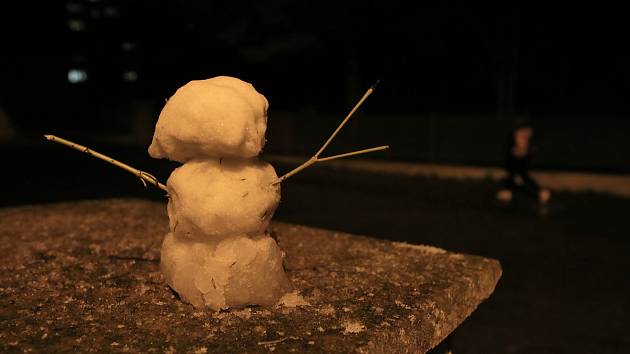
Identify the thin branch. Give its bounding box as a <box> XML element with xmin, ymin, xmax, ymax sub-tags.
<box><xmin>273</xmin><ymin>145</ymin><xmax>389</xmax><ymax>185</ymax></box>
<box><xmin>274</xmin><ymin>157</ymin><xmax>317</xmax><ymax>185</ymax></box>
<box><xmin>257</xmin><ymin>336</ymin><xmax>299</xmax><ymax>346</ymax></box>
<box><xmin>274</xmin><ymin>80</ymin><xmax>385</xmax><ymax>184</ymax></box>
<box><xmin>257</xmin><ymin>337</ymin><xmax>288</xmax><ymax>346</ymax></box>
<box><xmin>314</xmin><ymin>79</ymin><xmax>379</xmax><ymax>158</ymax></box>
<box><xmin>317</xmin><ymin>145</ymin><xmax>389</xmax><ymax>162</ymax></box>
<box><xmin>44</xmin><ymin>134</ymin><xmax>168</xmax><ymax>192</ymax></box>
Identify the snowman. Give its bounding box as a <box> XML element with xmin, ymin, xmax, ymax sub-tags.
<box><xmin>148</xmin><ymin>76</ymin><xmax>290</xmax><ymax>310</ymax></box>
<box><xmin>45</xmin><ymin>76</ymin><xmax>385</xmax><ymax>310</ymax></box>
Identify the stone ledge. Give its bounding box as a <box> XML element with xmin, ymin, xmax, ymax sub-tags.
<box><xmin>0</xmin><ymin>198</ymin><xmax>501</xmax><ymax>353</ymax></box>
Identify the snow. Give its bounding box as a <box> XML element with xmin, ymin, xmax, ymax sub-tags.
<box><xmin>392</xmin><ymin>242</ymin><xmax>446</xmax><ymax>254</ymax></box>
<box><xmin>149</xmin><ymin>76</ymin><xmax>269</xmax><ymax>162</ymax></box>
<box><xmin>277</xmin><ymin>291</ymin><xmax>309</xmax><ymax>308</ymax></box>
<box><xmin>166</xmin><ymin>158</ymin><xmax>280</xmax><ymax>240</ymax></box>
<box><xmin>342</xmin><ymin>320</ymin><xmax>366</xmax><ymax>334</ymax></box>
<box><xmin>150</xmin><ymin>76</ymin><xmax>291</xmax><ymax>310</ymax></box>
<box><xmin>161</xmin><ymin>233</ymin><xmax>291</xmax><ymax>310</ymax></box>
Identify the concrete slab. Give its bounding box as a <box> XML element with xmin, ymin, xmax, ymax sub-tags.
<box><xmin>0</xmin><ymin>198</ymin><xmax>500</xmax><ymax>353</ymax></box>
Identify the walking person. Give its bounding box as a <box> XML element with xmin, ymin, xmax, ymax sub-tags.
<box><xmin>496</xmin><ymin>118</ymin><xmax>551</xmax><ymax>204</ymax></box>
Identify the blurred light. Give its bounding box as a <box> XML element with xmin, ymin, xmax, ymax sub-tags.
<box><xmin>67</xmin><ymin>19</ymin><xmax>85</xmax><ymax>32</ymax></box>
<box><xmin>68</xmin><ymin>69</ymin><xmax>87</xmax><ymax>83</ymax></box>
<box><xmin>103</xmin><ymin>7</ymin><xmax>118</xmax><ymax>17</ymax></box>
<box><xmin>121</xmin><ymin>41</ymin><xmax>136</xmax><ymax>52</ymax></box>
<box><xmin>122</xmin><ymin>71</ymin><xmax>138</xmax><ymax>82</ymax></box>
<box><xmin>66</xmin><ymin>2</ymin><xmax>84</xmax><ymax>13</ymax></box>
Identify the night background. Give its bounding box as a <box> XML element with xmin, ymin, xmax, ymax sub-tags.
<box><xmin>1</xmin><ymin>1</ymin><xmax>629</xmax><ymax>353</ymax></box>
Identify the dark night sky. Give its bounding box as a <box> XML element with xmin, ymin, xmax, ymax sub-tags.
<box><xmin>1</xmin><ymin>2</ymin><xmax>629</xmax><ymax>131</ymax></box>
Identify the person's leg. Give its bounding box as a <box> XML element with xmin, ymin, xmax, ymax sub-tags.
<box><xmin>496</xmin><ymin>173</ymin><xmax>515</xmax><ymax>202</ymax></box>
<box><xmin>522</xmin><ymin>173</ymin><xmax>551</xmax><ymax>204</ymax></box>
<box><xmin>539</xmin><ymin>188</ymin><xmax>551</xmax><ymax>204</ymax></box>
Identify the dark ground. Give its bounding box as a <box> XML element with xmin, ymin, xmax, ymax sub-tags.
<box><xmin>3</xmin><ymin>142</ymin><xmax>630</xmax><ymax>354</ymax></box>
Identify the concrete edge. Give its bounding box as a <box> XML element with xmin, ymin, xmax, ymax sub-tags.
<box><xmin>266</xmin><ymin>154</ymin><xmax>630</xmax><ymax>199</ymax></box>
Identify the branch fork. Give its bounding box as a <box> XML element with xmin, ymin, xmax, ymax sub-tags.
<box><xmin>274</xmin><ymin>80</ymin><xmax>388</xmax><ymax>184</ymax></box>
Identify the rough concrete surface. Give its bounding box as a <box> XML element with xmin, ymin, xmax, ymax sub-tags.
<box><xmin>0</xmin><ymin>198</ymin><xmax>501</xmax><ymax>353</ymax></box>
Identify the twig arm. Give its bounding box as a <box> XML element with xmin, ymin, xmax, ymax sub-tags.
<box><xmin>273</xmin><ymin>145</ymin><xmax>389</xmax><ymax>184</ymax></box>
<box><xmin>317</xmin><ymin>145</ymin><xmax>389</xmax><ymax>162</ymax></box>
<box><xmin>273</xmin><ymin>157</ymin><xmax>317</xmax><ymax>185</ymax></box>
<box><xmin>274</xmin><ymin>80</ymin><xmax>385</xmax><ymax>185</ymax></box>
<box><xmin>314</xmin><ymin>80</ymin><xmax>379</xmax><ymax>158</ymax></box>
<box><xmin>44</xmin><ymin>134</ymin><xmax>167</xmax><ymax>192</ymax></box>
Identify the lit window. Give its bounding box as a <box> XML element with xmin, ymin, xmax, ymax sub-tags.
<box><xmin>67</xmin><ymin>19</ymin><xmax>85</xmax><ymax>32</ymax></box>
<box><xmin>66</xmin><ymin>2</ymin><xmax>84</xmax><ymax>13</ymax></box>
<box><xmin>103</xmin><ymin>7</ymin><xmax>118</xmax><ymax>17</ymax></box>
<box><xmin>121</xmin><ymin>41</ymin><xmax>136</xmax><ymax>52</ymax></box>
<box><xmin>68</xmin><ymin>69</ymin><xmax>87</xmax><ymax>83</ymax></box>
<box><xmin>122</xmin><ymin>71</ymin><xmax>138</xmax><ymax>82</ymax></box>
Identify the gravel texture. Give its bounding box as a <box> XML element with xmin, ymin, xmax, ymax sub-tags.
<box><xmin>0</xmin><ymin>198</ymin><xmax>501</xmax><ymax>353</ymax></box>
